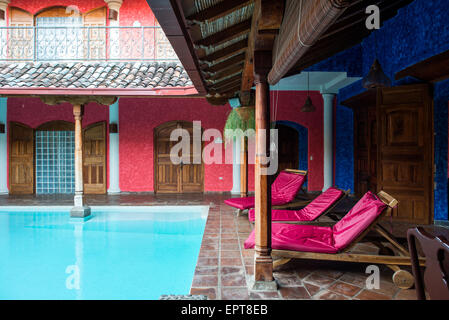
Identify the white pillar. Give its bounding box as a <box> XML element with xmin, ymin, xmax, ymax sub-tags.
<box><xmin>0</xmin><ymin>98</ymin><xmax>8</xmax><ymax>194</ymax></box>
<box><xmin>231</xmin><ymin>136</ymin><xmax>241</xmax><ymax>194</ymax></box>
<box><xmin>108</xmin><ymin>100</ymin><xmax>120</xmax><ymax>194</ymax></box>
<box><xmin>322</xmin><ymin>93</ymin><xmax>335</xmax><ymax>191</ymax></box>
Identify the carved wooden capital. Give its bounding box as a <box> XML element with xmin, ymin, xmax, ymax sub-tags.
<box><xmin>73</xmin><ymin>104</ymin><xmax>84</xmax><ymax>120</ymax></box>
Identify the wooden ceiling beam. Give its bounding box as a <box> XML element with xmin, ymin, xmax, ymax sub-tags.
<box><xmin>220</xmin><ymin>85</ymin><xmax>242</xmax><ymax>97</ymax></box>
<box><xmin>186</xmin><ymin>0</ymin><xmax>252</xmax><ymax>23</ymax></box>
<box><xmin>240</xmin><ymin>0</ymin><xmax>260</xmax><ymax>98</ymax></box>
<box><xmin>207</xmin><ymin>73</ymin><xmax>243</xmax><ymax>88</ymax></box>
<box><xmin>202</xmin><ymin>52</ymin><xmax>246</xmax><ymax>73</ymax></box>
<box><xmin>240</xmin><ymin>0</ymin><xmax>283</xmax><ymax>102</ymax></box>
<box><xmin>209</xmin><ymin>75</ymin><xmax>242</xmax><ymax>90</ymax></box>
<box><xmin>211</xmin><ymin>79</ymin><xmax>242</xmax><ymax>93</ymax></box>
<box><xmin>194</xmin><ymin>19</ymin><xmax>252</xmax><ymax>48</ymax></box>
<box><xmin>395</xmin><ymin>49</ymin><xmax>449</xmax><ymax>82</ymax></box>
<box><xmin>209</xmin><ymin>63</ymin><xmax>245</xmax><ymax>81</ymax></box>
<box><xmin>199</xmin><ymin>38</ymin><xmax>248</xmax><ymax>63</ymax></box>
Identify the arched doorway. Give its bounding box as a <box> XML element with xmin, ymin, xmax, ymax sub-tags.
<box><xmin>274</xmin><ymin>121</ymin><xmax>308</xmax><ymax>176</ymax></box>
<box><xmin>154</xmin><ymin>121</ymin><xmax>204</xmax><ymax>193</ymax></box>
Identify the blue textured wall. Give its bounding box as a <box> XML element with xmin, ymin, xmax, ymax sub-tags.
<box><xmin>308</xmin><ymin>0</ymin><xmax>449</xmax><ymax>221</ymax></box>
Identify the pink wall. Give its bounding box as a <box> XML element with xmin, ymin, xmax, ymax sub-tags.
<box><xmin>118</xmin><ymin>97</ymin><xmax>234</xmax><ymax>192</ymax></box>
<box><xmin>8</xmin><ymin>0</ymin><xmax>156</xmax><ymax>26</ymax></box>
<box><xmin>120</xmin><ymin>0</ymin><xmax>156</xmax><ymax>26</ymax></box>
<box><xmin>9</xmin><ymin>0</ymin><xmax>156</xmax><ymax>26</ymax></box>
<box><xmin>9</xmin><ymin>0</ymin><xmax>107</xmax><ymax>15</ymax></box>
<box><xmin>119</xmin><ymin>91</ymin><xmax>325</xmax><ymax>193</ymax></box>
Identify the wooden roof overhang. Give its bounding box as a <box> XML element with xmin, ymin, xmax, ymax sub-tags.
<box><xmin>147</xmin><ymin>0</ymin><xmax>414</xmax><ymax>105</ymax></box>
<box><xmin>0</xmin><ymin>86</ymin><xmax>199</xmax><ymax>98</ymax></box>
<box><xmin>395</xmin><ymin>49</ymin><xmax>449</xmax><ymax>83</ymax></box>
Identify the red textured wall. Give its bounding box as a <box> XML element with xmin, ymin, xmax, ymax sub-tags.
<box><xmin>8</xmin><ymin>0</ymin><xmax>156</xmax><ymax>26</ymax></box>
<box><xmin>118</xmin><ymin>97</ymin><xmax>234</xmax><ymax>192</ymax></box>
<box><xmin>8</xmin><ymin>0</ymin><xmax>107</xmax><ymax>15</ymax></box>
<box><xmin>7</xmin><ymin>97</ymin><xmax>109</xmax><ymax>188</ymax></box>
<box><xmin>119</xmin><ymin>91</ymin><xmax>324</xmax><ymax>193</ymax></box>
<box><xmin>120</xmin><ymin>0</ymin><xmax>155</xmax><ymax>26</ymax></box>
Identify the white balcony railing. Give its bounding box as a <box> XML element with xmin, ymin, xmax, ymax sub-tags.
<box><xmin>0</xmin><ymin>26</ymin><xmax>179</xmax><ymax>63</ymax></box>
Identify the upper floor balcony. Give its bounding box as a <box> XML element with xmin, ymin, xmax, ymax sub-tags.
<box><xmin>0</xmin><ymin>25</ymin><xmax>179</xmax><ymax>62</ymax></box>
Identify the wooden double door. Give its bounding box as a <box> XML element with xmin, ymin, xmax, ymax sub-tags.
<box><xmin>350</xmin><ymin>84</ymin><xmax>434</xmax><ymax>224</ymax></box>
<box><xmin>9</xmin><ymin>121</ymin><xmax>107</xmax><ymax>194</ymax></box>
<box><xmin>154</xmin><ymin>121</ymin><xmax>204</xmax><ymax>193</ymax></box>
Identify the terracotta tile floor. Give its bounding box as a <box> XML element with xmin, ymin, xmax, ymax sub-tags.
<box><xmin>1</xmin><ymin>192</ymin><xmax>448</xmax><ymax>300</ymax></box>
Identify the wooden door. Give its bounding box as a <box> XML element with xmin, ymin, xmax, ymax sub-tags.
<box><xmin>83</xmin><ymin>122</ymin><xmax>107</xmax><ymax>194</ymax></box>
<box><xmin>9</xmin><ymin>122</ymin><xmax>34</xmax><ymax>194</ymax></box>
<box><xmin>154</xmin><ymin>121</ymin><xmax>204</xmax><ymax>193</ymax></box>
<box><xmin>377</xmin><ymin>84</ymin><xmax>434</xmax><ymax>224</ymax></box>
<box><xmin>354</xmin><ymin>108</ymin><xmax>370</xmax><ymax>197</ymax></box>
<box><xmin>354</xmin><ymin>105</ymin><xmax>378</xmax><ymax>197</ymax></box>
<box><xmin>367</xmin><ymin>106</ymin><xmax>378</xmax><ymax>193</ymax></box>
<box><xmin>344</xmin><ymin>90</ymin><xmax>378</xmax><ymax>198</ymax></box>
<box><xmin>276</xmin><ymin>124</ymin><xmax>299</xmax><ymax>175</ymax></box>
<box><xmin>180</xmin><ymin>122</ymin><xmax>204</xmax><ymax>193</ymax></box>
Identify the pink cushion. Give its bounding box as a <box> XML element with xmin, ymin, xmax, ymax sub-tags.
<box><xmin>244</xmin><ymin>223</ymin><xmax>337</xmax><ymax>254</ymax></box>
<box><xmin>332</xmin><ymin>191</ymin><xmax>387</xmax><ymax>250</ymax></box>
<box><xmin>248</xmin><ymin>187</ymin><xmax>344</xmax><ymax>222</ymax></box>
<box><xmin>244</xmin><ymin>191</ymin><xmax>389</xmax><ymax>255</ymax></box>
<box><xmin>224</xmin><ymin>197</ymin><xmax>255</xmax><ymax>210</ymax></box>
<box><xmin>224</xmin><ymin>171</ymin><xmax>306</xmax><ymax>210</ymax></box>
<box><xmin>271</xmin><ymin>171</ymin><xmax>306</xmax><ymax>204</ymax></box>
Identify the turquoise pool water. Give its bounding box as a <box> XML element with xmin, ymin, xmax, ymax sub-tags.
<box><xmin>0</xmin><ymin>206</ymin><xmax>208</xmax><ymax>300</ymax></box>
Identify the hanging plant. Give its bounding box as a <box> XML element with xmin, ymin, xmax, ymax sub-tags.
<box><xmin>223</xmin><ymin>106</ymin><xmax>255</xmax><ymax>141</ymax></box>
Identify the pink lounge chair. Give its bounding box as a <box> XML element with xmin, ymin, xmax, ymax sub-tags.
<box><xmin>247</xmin><ymin>187</ymin><xmax>348</xmax><ymax>223</ymax></box>
<box><xmin>224</xmin><ymin>169</ymin><xmax>308</xmax><ymax>214</ymax></box>
<box><xmin>244</xmin><ymin>190</ymin><xmax>426</xmax><ymax>289</ymax></box>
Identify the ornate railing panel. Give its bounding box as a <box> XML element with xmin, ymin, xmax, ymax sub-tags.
<box><xmin>0</xmin><ymin>26</ymin><xmax>179</xmax><ymax>62</ymax></box>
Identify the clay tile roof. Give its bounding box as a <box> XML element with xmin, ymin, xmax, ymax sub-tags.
<box><xmin>0</xmin><ymin>62</ymin><xmax>193</xmax><ymax>89</ymax></box>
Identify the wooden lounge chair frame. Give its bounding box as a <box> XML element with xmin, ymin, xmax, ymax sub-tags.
<box><xmin>236</xmin><ymin>169</ymin><xmax>311</xmax><ymax>216</ymax></box>
<box><xmin>249</xmin><ymin>188</ymin><xmax>351</xmax><ymax>225</ymax></box>
<box><xmin>271</xmin><ymin>191</ymin><xmax>426</xmax><ymax>289</ymax></box>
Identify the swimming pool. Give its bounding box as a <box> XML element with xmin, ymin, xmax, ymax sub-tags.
<box><xmin>0</xmin><ymin>206</ymin><xmax>208</xmax><ymax>300</ymax></box>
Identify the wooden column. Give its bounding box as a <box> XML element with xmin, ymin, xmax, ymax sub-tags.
<box><xmin>253</xmin><ymin>50</ymin><xmax>275</xmax><ymax>289</ymax></box>
<box><xmin>240</xmin><ymin>135</ymin><xmax>248</xmax><ymax>197</ymax></box>
<box><xmin>71</xmin><ymin>104</ymin><xmax>91</xmax><ymax>218</ymax></box>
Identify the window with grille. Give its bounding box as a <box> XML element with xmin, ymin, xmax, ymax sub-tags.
<box><xmin>35</xmin><ymin>131</ymin><xmax>75</xmax><ymax>194</ymax></box>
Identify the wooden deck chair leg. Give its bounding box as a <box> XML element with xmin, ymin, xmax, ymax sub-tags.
<box><xmin>387</xmin><ymin>264</ymin><xmax>415</xmax><ymax>289</ymax></box>
<box><xmin>273</xmin><ymin>258</ymin><xmax>291</xmax><ymax>269</ymax></box>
